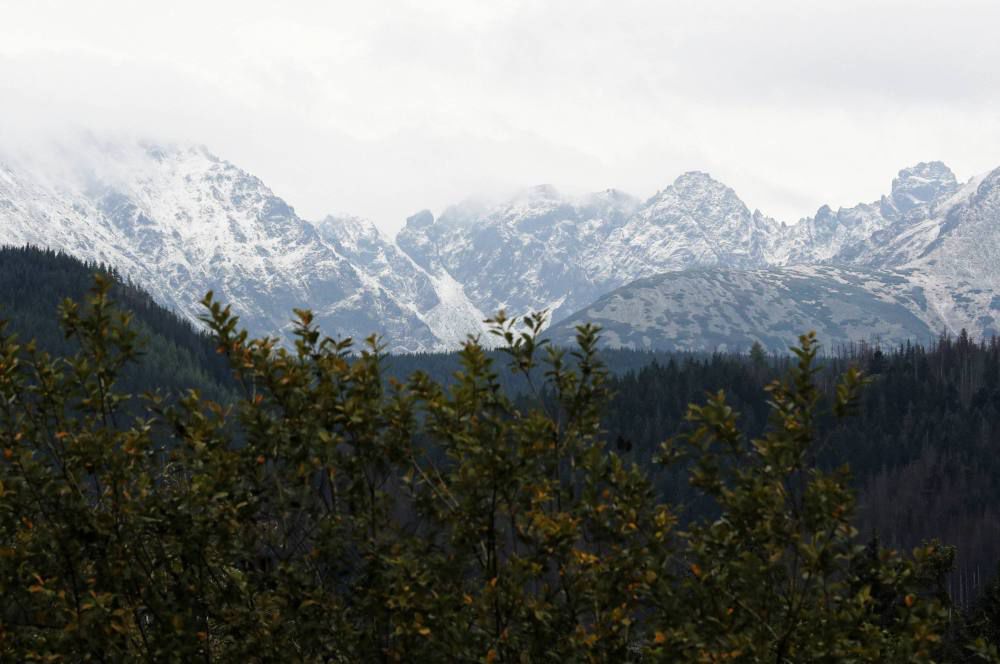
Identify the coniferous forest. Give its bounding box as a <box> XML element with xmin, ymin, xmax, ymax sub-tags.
<box><xmin>390</xmin><ymin>335</ymin><xmax>1000</xmax><ymax>608</ymax></box>
<box><xmin>3</xmin><ymin>246</ymin><xmax>1000</xmax><ymax>660</ymax></box>
<box><xmin>0</xmin><ymin>246</ymin><xmax>233</xmax><ymax>403</ymax></box>
<box><xmin>600</xmin><ymin>337</ymin><xmax>1000</xmax><ymax>605</ymax></box>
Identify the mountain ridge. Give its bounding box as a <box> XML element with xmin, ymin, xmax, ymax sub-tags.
<box><xmin>0</xmin><ymin>138</ymin><xmax>487</xmax><ymax>352</ymax></box>
<box><xmin>544</xmin><ymin>264</ymin><xmax>944</xmax><ymax>353</ymax></box>
<box><xmin>2</xmin><ymin>135</ymin><xmax>997</xmax><ymax>352</ymax></box>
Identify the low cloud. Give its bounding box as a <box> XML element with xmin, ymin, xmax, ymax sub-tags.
<box><xmin>2</xmin><ymin>0</ymin><xmax>998</xmax><ymax>232</ymax></box>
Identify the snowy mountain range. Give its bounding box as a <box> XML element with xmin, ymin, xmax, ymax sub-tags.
<box><xmin>0</xmin><ymin>137</ymin><xmax>487</xmax><ymax>352</ymax></box>
<box><xmin>1</xmin><ymin>135</ymin><xmax>998</xmax><ymax>352</ymax></box>
<box><xmin>399</xmin><ymin>159</ymin><xmax>1000</xmax><ymax>350</ymax></box>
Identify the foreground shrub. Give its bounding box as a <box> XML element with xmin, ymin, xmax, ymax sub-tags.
<box><xmin>0</xmin><ymin>278</ymin><xmax>987</xmax><ymax>661</ymax></box>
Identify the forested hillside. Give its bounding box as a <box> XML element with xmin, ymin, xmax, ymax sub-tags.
<box><xmin>0</xmin><ymin>245</ymin><xmax>233</xmax><ymax>401</ymax></box>
<box><xmin>603</xmin><ymin>335</ymin><xmax>1000</xmax><ymax>603</ymax></box>
<box><xmin>391</xmin><ymin>334</ymin><xmax>1000</xmax><ymax>604</ymax></box>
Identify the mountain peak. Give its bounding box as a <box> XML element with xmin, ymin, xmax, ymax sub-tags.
<box><xmin>672</xmin><ymin>170</ymin><xmax>721</xmax><ymax>189</ymax></box>
<box><xmin>659</xmin><ymin>171</ymin><xmax>742</xmax><ymax>207</ymax></box>
<box><xmin>594</xmin><ymin>187</ymin><xmax>629</xmax><ymax>201</ymax></box>
<box><xmin>890</xmin><ymin>161</ymin><xmax>958</xmax><ymax>214</ymax></box>
<box><xmin>317</xmin><ymin>214</ymin><xmax>380</xmax><ymax>243</ymax></box>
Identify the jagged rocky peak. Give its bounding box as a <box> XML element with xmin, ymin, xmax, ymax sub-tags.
<box><xmin>316</xmin><ymin>213</ymin><xmax>379</xmax><ymax>239</ymax></box>
<box><xmin>142</xmin><ymin>141</ymin><xmax>213</xmax><ymax>163</ymax></box>
<box><xmin>8</xmin><ymin>132</ymin><xmax>1000</xmax><ymax>352</ymax></box>
<box><xmin>671</xmin><ymin>170</ymin><xmax>737</xmax><ymax>197</ymax></box>
<box><xmin>646</xmin><ymin>171</ymin><xmax>751</xmax><ymax>217</ymax></box>
<box><xmin>885</xmin><ymin>161</ymin><xmax>959</xmax><ymax>216</ymax></box>
<box><xmin>807</xmin><ymin>202</ymin><xmax>873</xmax><ymax>233</ymax></box>
<box><xmin>893</xmin><ymin>161</ymin><xmax>958</xmax><ymax>205</ymax></box>
<box><xmin>434</xmin><ymin>196</ymin><xmax>492</xmax><ymax>228</ymax></box>
<box><xmin>597</xmin><ymin>187</ymin><xmax>629</xmax><ymax>200</ymax></box>
<box><xmin>976</xmin><ymin>166</ymin><xmax>1000</xmax><ymax>199</ymax></box>
<box><xmin>582</xmin><ymin>188</ymin><xmax>641</xmax><ymax>217</ymax></box>
<box><xmin>0</xmin><ymin>135</ymin><xmax>491</xmax><ymax>352</ymax></box>
<box><xmin>649</xmin><ymin>171</ymin><xmax>775</xmax><ymax>244</ymax></box>
<box><xmin>671</xmin><ymin>170</ymin><xmax>721</xmax><ymax>189</ymax></box>
<box><xmin>314</xmin><ymin>214</ymin><xmax>384</xmax><ymax>258</ymax></box>
<box><xmin>396</xmin><ymin>209</ymin><xmax>444</xmax><ymax>274</ymax></box>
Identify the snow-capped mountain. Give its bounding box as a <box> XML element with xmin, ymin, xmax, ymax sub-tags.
<box><xmin>776</xmin><ymin>161</ymin><xmax>961</xmax><ymax>266</ymax></box>
<box><xmin>0</xmin><ymin>137</ymin><xmax>485</xmax><ymax>352</ymax></box>
<box><xmin>603</xmin><ymin>171</ymin><xmax>779</xmax><ymax>278</ymax></box>
<box><xmin>314</xmin><ymin>214</ymin><xmax>486</xmax><ymax>347</ymax></box>
<box><xmin>768</xmin><ymin>161</ymin><xmax>1000</xmax><ymax>339</ymax></box>
<box><xmin>397</xmin><ymin>185</ymin><xmax>640</xmax><ymax>324</ymax></box>
<box><xmin>882</xmin><ymin>167</ymin><xmax>1000</xmax><ymax>338</ymax></box>
<box><xmin>397</xmin><ymin>172</ymin><xmax>779</xmax><ymax>324</ymax></box>
<box><xmin>544</xmin><ymin>265</ymin><xmax>941</xmax><ymax>353</ymax></box>
<box><xmin>544</xmin><ymin>161</ymin><xmax>1000</xmax><ymax>351</ymax></box>
<box><xmin>2</xmin><ymin>133</ymin><xmax>999</xmax><ymax>354</ymax></box>
<box><xmin>401</xmin><ymin>160</ymin><xmax>1000</xmax><ymax>350</ymax></box>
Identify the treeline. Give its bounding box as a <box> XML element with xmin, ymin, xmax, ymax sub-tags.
<box><xmin>383</xmin><ymin>346</ymin><xmax>692</xmax><ymax>393</ymax></box>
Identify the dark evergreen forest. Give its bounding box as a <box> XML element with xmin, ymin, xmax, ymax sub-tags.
<box><xmin>0</xmin><ymin>245</ymin><xmax>233</xmax><ymax>402</ymax></box>
<box><xmin>598</xmin><ymin>337</ymin><xmax>1000</xmax><ymax>606</ymax></box>
<box><xmin>386</xmin><ymin>336</ymin><xmax>1000</xmax><ymax>607</ymax></box>
<box><xmin>4</xmin><ymin>243</ymin><xmax>998</xmax><ymax>614</ymax></box>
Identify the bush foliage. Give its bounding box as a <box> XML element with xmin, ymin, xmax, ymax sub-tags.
<box><xmin>0</xmin><ymin>279</ymin><xmax>993</xmax><ymax>661</ymax></box>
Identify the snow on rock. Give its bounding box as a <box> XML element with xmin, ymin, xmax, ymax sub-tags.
<box><xmin>3</xmin><ymin>134</ymin><xmax>999</xmax><ymax>353</ymax></box>
<box><xmin>0</xmin><ymin>137</ymin><xmax>473</xmax><ymax>352</ymax></box>
<box><xmin>397</xmin><ymin>186</ymin><xmax>640</xmax><ymax>324</ymax></box>
<box><xmin>314</xmin><ymin>214</ymin><xmax>489</xmax><ymax>347</ymax></box>
<box><xmin>396</xmin><ymin>174</ymin><xmax>779</xmax><ymax>326</ymax></box>
<box><xmin>545</xmin><ymin>265</ymin><xmax>943</xmax><ymax>353</ymax></box>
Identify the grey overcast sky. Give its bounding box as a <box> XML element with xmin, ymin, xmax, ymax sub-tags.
<box><xmin>1</xmin><ymin>0</ymin><xmax>999</xmax><ymax>233</ymax></box>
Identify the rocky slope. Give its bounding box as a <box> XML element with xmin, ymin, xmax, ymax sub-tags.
<box><xmin>402</xmin><ymin>160</ymin><xmax>1000</xmax><ymax>350</ymax></box>
<box><xmin>314</xmin><ymin>214</ymin><xmax>486</xmax><ymax>347</ymax></box>
<box><xmin>397</xmin><ymin>173</ymin><xmax>779</xmax><ymax>324</ymax></box>
<box><xmin>885</xmin><ymin>167</ymin><xmax>1000</xmax><ymax>338</ymax></box>
<box><xmin>397</xmin><ymin>186</ymin><xmax>640</xmax><ymax>323</ymax></box>
<box><xmin>766</xmin><ymin>162</ymin><xmax>1000</xmax><ymax>339</ymax></box>
<box><xmin>0</xmin><ymin>138</ymin><xmax>485</xmax><ymax>352</ymax></box>
<box><xmin>544</xmin><ymin>265</ymin><xmax>941</xmax><ymax>353</ymax></box>
<box><xmin>776</xmin><ymin>161</ymin><xmax>961</xmax><ymax>266</ymax></box>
